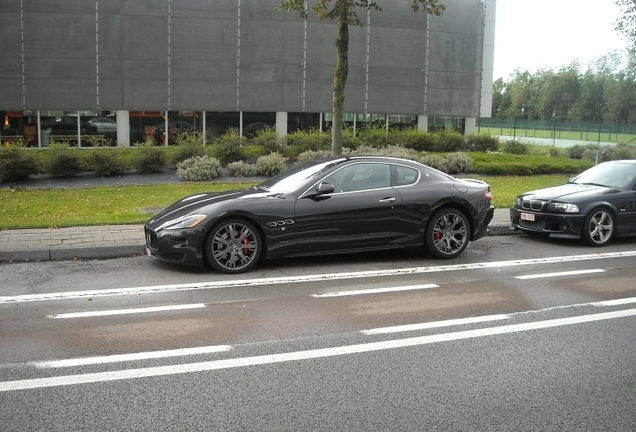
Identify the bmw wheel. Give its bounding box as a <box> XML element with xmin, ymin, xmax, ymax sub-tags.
<box><xmin>425</xmin><ymin>209</ymin><xmax>470</xmax><ymax>259</ymax></box>
<box><xmin>581</xmin><ymin>208</ymin><xmax>615</xmax><ymax>247</ymax></box>
<box><xmin>205</xmin><ymin>219</ymin><xmax>262</xmax><ymax>273</ymax></box>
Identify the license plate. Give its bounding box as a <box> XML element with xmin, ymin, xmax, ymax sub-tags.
<box><xmin>520</xmin><ymin>212</ymin><xmax>535</xmax><ymax>222</ymax></box>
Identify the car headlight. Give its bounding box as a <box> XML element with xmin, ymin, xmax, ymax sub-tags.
<box><xmin>515</xmin><ymin>197</ymin><xmax>522</xmax><ymax>207</ymax></box>
<box><xmin>160</xmin><ymin>214</ymin><xmax>208</xmax><ymax>230</ymax></box>
<box><xmin>549</xmin><ymin>203</ymin><xmax>579</xmax><ymax>213</ymax></box>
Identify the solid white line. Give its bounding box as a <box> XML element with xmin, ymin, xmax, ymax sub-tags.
<box><xmin>47</xmin><ymin>303</ymin><xmax>206</xmax><ymax>319</ymax></box>
<box><xmin>312</xmin><ymin>284</ymin><xmax>438</xmax><ymax>298</ymax></box>
<box><xmin>361</xmin><ymin>314</ymin><xmax>510</xmax><ymax>335</ymax></box>
<box><xmin>2</xmin><ymin>250</ymin><xmax>636</xmax><ymax>304</ymax></box>
<box><xmin>594</xmin><ymin>297</ymin><xmax>636</xmax><ymax>306</ymax></box>
<box><xmin>31</xmin><ymin>345</ymin><xmax>232</xmax><ymax>368</ymax></box>
<box><xmin>516</xmin><ymin>269</ymin><xmax>606</xmax><ymax>280</ymax></box>
<box><xmin>2</xmin><ymin>308</ymin><xmax>635</xmax><ymax>392</ymax></box>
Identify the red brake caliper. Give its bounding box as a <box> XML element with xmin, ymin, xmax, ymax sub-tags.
<box><xmin>242</xmin><ymin>233</ymin><xmax>250</xmax><ymax>256</ymax></box>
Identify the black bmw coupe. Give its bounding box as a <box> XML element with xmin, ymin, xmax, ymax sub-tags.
<box><xmin>510</xmin><ymin>159</ymin><xmax>636</xmax><ymax>246</ymax></box>
<box><xmin>145</xmin><ymin>156</ymin><xmax>495</xmax><ymax>273</ymax></box>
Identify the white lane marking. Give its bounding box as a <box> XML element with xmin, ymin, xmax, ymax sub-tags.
<box><xmin>2</xmin><ymin>308</ymin><xmax>635</xmax><ymax>392</ymax></box>
<box><xmin>47</xmin><ymin>303</ymin><xmax>206</xmax><ymax>319</ymax></box>
<box><xmin>516</xmin><ymin>269</ymin><xmax>606</xmax><ymax>280</ymax></box>
<box><xmin>2</xmin><ymin>250</ymin><xmax>636</xmax><ymax>304</ymax></box>
<box><xmin>362</xmin><ymin>314</ymin><xmax>510</xmax><ymax>335</ymax></box>
<box><xmin>312</xmin><ymin>284</ymin><xmax>438</xmax><ymax>298</ymax></box>
<box><xmin>594</xmin><ymin>297</ymin><xmax>636</xmax><ymax>306</ymax></box>
<box><xmin>30</xmin><ymin>345</ymin><xmax>231</xmax><ymax>368</ymax></box>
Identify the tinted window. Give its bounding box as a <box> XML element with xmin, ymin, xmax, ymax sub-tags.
<box><xmin>324</xmin><ymin>163</ymin><xmax>390</xmax><ymax>193</ymax></box>
<box><xmin>395</xmin><ymin>166</ymin><xmax>419</xmax><ymax>186</ymax></box>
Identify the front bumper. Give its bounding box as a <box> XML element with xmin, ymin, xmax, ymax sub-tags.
<box><xmin>509</xmin><ymin>207</ymin><xmax>586</xmax><ymax>237</ymax></box>
<box><xmin>144</xmin><ymin>226</ymin><xmax>203</xmax><ymax>266</ymax></box>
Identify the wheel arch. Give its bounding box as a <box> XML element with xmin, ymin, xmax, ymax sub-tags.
<box><xmin>425</xmin><ymin>202</ymin><xmax>476</xmax><ymax>240</ymax></box>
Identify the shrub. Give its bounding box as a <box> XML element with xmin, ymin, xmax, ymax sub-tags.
<box><xmin>357</xmin><ymin>123</ymin><xmax>389</xmax><ymax>148</ymax></box>
<box><xmin>176</xmin><ymin>155</ymin><xmax>222</xmax><ymax>181</ymax></box>
<box><xmin>566</xmin><ymin>144</ymin><xmax>586</xmax><ymax>159</ymax></box>
<box><xmin>296</xmin><ymin>150</ymin><xmax>332</xmax><ymax>164</ymax></box>
<box><xmin>287</xmin><ymin>128</ymin><xmax>331</xmax><ymax>152</ymax></box>
<box><xmin>212</xmin><ymin>128</ymin><xmax>246</xmax><ymax>166</ymax></box>
<box><xmin>465</xmin><ymin>133</ymin><xmax>499</xmax><ymax>152</ymax></box>
<box><xmin>255</xmin><ymin>153</ymin><xmax>287</xmax><ymax>177</ymax></box>
<box><xmin>251</xmin><ymin>127</ymin><xmax>284</xmax><ymax>153</ymax></box>
<box><xmin>132</xmin><ymin>140</ymin><xmax>167</xmax><ymax>174</ymax></box>
<box><xmin>445</xmin><ymin>152</ymin><xmax>473</xmax><ymax>174</ymax></box>
<box><xmin>435</xmin><ymin>129</ymin><xmax>466</xmax><ymax>152</ymax></box>
<box><xmin>171</xmin><ymin>131</ymin><xmax>206</xmax><ymax>164</ymax></box>
<box><xmin>502</xmin><ymin>140</ymin><xmax>529</xmax><ymax>155</ymax></box>
<box><xmin>0</xmin><ymin>140</ymin><xmax>41</xmax><ymax>182</ymax></box>
<box><xmin>226</xmin><ymin>160</ymin><xmax>259</xmax><ymax>177</ymax></box>
<box><xmin>91</xmin><ymin>148</ymin><xmax>128</xmax><ymax>177</ymax></box>
<box><xmin>398</xmin><ymin>128</ymin><xmax>438</xmax><ymax>152</ymax></box>
<box><xmin>46</xmin><ymin>143</ymin><xmax>84</xmax><ymax>177</ymax></box>
<box><xmin>418</xmin><ymin>153</ymin><xmax>448</xmax><ymax>172</ymax></box>
<box><xmin>342</xmin><ymin>129</ymin><xmax>365</xmax><ymax>150</ymax></box>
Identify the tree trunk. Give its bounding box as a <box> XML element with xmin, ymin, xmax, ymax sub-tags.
<box><xmin>331</xmin><ymin>15</ymin><xmax>349</xmax><ymax>156</ymax></box>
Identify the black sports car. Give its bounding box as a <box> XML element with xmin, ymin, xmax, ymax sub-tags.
<box><xmin>145</xmin><ymin>156</ymin><xmax>495</xmax><ymax>273</ymax></box>
<box><xmin>510</xmin><ymin>159</ymin><xmax>636</xmax><ymax>246</ymax></box>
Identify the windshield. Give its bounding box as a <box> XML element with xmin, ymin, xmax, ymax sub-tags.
<box><xmin>570</xmin><ymin>162</ymin><xmax>636</xmax><ymax>189</ymax></box>
<box><xmin>257</xmin><ymin>158</ymin><xmax>347</xmax><ymax>193</ymax></box>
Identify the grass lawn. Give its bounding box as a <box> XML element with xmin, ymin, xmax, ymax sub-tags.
<box><xmin>0</xmin><ymin>175</ymin><xmax>571</xmax><ymax>229</ymax></box>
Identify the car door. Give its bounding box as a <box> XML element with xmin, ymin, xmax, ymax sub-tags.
<box><xmin>291</xmin><ymin>162</ymin><xmax>402</xmax><ymax>255</ymax></box>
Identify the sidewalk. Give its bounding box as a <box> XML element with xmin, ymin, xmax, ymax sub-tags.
<box><xmin>0</xmin><ymin>209</ymin><xmax>515</xmax><ymax>263</ymax></box>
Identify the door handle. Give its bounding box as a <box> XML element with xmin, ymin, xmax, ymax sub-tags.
<box><xmin>379</xmin><ymin>197</ymin><xmax>396</xmax><ymax>203</ymax></box>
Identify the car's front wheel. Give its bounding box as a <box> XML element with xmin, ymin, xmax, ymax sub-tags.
<box><xmin>581</xmin><ymin>207</ymin><xmax>615</xmax><ymax>246</ymax></box>
<box><xmin>205</xmin><ymin>219</ymin><xmax>262</xmax><ymax>273</ymax></box>
<box><xmin>425</xmin><ymin>208</ymin><xmax>470</xmax><ymax>259</ymax></box>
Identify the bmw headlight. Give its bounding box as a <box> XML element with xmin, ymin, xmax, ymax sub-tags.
<box><xmin>515</xmin><ymin>197</ymin><xmax>522</xmax><ymax>207</ymax></box>
<box><xmin>549</xmin><ymin>203</ymin><xmax>579</xmax><ymax>213</ymax></box>
<box><xmin>160</xmin><ymin>214</ymin><xmax>208</xmax><ymax>230</ymax></box>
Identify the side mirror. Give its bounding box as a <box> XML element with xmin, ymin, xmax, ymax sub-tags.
<box><xmin>316</xmin><ymin>182</ymin><xmax>335</xmax><ymax>195</ymax></box>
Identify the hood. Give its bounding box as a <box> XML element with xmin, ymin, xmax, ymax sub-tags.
<box><xmin>146</xmin><ymin>187</ymin><xmax>282</xmax><ymax>227</ymax></box>
<box><xmin>520</xmin><ymin>183</ymin><xmax>612</xmax><ymax>202</ymax></box>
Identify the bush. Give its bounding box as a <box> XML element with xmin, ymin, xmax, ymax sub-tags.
<box><xmin>0</xmin><ymin>141</ymin><xmax>41</xmax><ymax>182</ymax></box>
<box><xmin>91</xmin><ymin>148</ymin><xmax>128</xmax><ymax>177</ymax></box>
<box><xmin>296</xmin><ymin>150</ymin><xmax>332</xmax><ymax>164</ymax></box>
<box><xmin>212</xmin><ymin>128</ymin><xmax>246</xmax><ymax>166</ymax></box>
<box><xmin>418</xmin><ymin>153</ymin><xmax>448</xmax><ymax>172</ymax></box>
<box><xmin>226</xmin><ymin>160</ymin><xmax>259</xmax><ymax>177</ymax></box>
<box><xmin>435</xmin><ymin>129</ymin><xmax>466</xmax><ymax>152</ymax></box>
<box><xmin>171</xmin><ymin>131</ymin><xmax>206</xmax><ymax>164</ymax></box>
<box><xmin>176</xmin><ymin>155</ymin><xmax>222</xmax><ymax>181</ymax></box>
<box><xmin>357</xmin><ymin>123</ymin><xmax>390</xmax><ymax>148</ymax></box>
<box><xmin>445</xmin><ymin>152</ymin><xmax>473</xmax><ymax>174</ymax></box>
<box><xmin>465</xmin><ymin>133</ymin><xmax>499</xmax><ymax>152</ymax></box>
<box><xmin>502</xmin><ymin>140</ymin><xmax>529</xmax><ymax>155</ymax></box>
<box><xmin>255</xmin><ymin>153</ymin><xmax>287</xmax><ymax>176</ymax></box>
<box><xmin>132</xmin><ymin>140</ymin><xmax>167</xmax><ymax>174</ymax></box>
<box><xmin>341</xmin><ymin>129</ymin><xmax>365</xmax><ymax>150</ymax></box>
<box><xmin>397</xmin><ymin>128</ymin><xmax>438</xmax><ymax>152</ymax></box>
<box><xmin>46</xmin><ymin>143</ymin><xmax>84</xmax><ymax>177</ymax></box>
<box><xmin>251</xmin><ymin>127</ymin><xmax>283</xmax><ymax>153</ymax></box>
<box><xmin>287</xmin><ymin>128</ymin><xmax>331</xmax><ymax>152</ymax></box>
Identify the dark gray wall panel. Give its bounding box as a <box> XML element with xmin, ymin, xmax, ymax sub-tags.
<box><xmin>0</xmin><ymin>0</ymin><xmax>487</xmax><ymax>118</ymax></box>
<box><xmin>368</xmin><ymin>86</ymin><xmax>423</xmax><ymax>115</ymax></box>
<box><xmin>171</xmin><ymin>80</ymin><xmax>236</xmax><ymax>111</ymax></box>
<box><xmin>99</xmin><ymin>79</ymin><xmax>123</xmax><ymax>110</ymax></box>
<box><xmin>27</xmin><ymin>79</ymin><xmax>95</xmax><ymax>110</ymax></box>
<box><xmin>0</xmin><ymin>80</ymin><xmax>22</xmax><ymax>108</ymax></box>
<box><xmin>239</xmin><ymin>81</ymin><xmax>282</xmax><ymax>112</ymax></box>
<box><xmin>122</xmin><ymin>79</ymin><xmax>167</xmax><ymax>110</ymax></box>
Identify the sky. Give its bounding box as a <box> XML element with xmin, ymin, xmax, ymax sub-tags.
<box><xmin>493</xmin><ymin>0</ymin><xmax>629</xmax><ymax>80</ymax></box>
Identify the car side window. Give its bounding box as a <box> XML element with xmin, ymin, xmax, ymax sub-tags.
<box><xmin>395</xmin><ymin>166</ymin><xmax>419</xmax><ymax>186</ymax></box>
<box><xmin>324</xmin><ymin>163</ymin><xmax>390</xmax><ymax>193</ymax></box>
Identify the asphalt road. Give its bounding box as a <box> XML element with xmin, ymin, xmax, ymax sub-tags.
<box><xmin>1</xmin><ymin>235</ymin><xmax>636</xmax><ymax>431</ymax></box>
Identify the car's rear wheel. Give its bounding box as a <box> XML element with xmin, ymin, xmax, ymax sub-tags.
<box><xmin>425</xmin><ymin>208</ymin><xmax>470</xmax><ymax>259</ymax></box>
<box><xmin>205</xmin><ymin>219</ymin><xmax>262</xmax><ymax>273</ymax></box>
<box><xmin>581</xmin><ymin>207</ymin><xmax>615</xmax><ymax>246</ymax></box>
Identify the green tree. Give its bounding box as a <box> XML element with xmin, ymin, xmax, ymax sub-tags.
<box><xmin>615</xmin><ymin>0</ymin><xmax>636</xmax><ymax>49</ymax></box>
<box><xmin>277</xmin><ymin>0</ymin><xmax>445</xmax><ymax>155</ymax></box>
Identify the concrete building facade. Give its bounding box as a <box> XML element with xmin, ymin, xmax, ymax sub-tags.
<box><xmin>0</xmin><ymin>0</ymin><xmax>496</xmax><ymax>146</ymax></box>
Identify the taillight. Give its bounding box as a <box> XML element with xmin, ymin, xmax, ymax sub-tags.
<box><xmin>484</xmin><ymin>187</ymin><xmax>492</xmax><ymax>201</ymax></box>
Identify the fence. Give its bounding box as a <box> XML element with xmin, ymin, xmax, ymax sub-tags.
<box><xmin>477</xmin><ymin>118</ymin><xmax>636</xmax><ymax>145</ymax></box>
